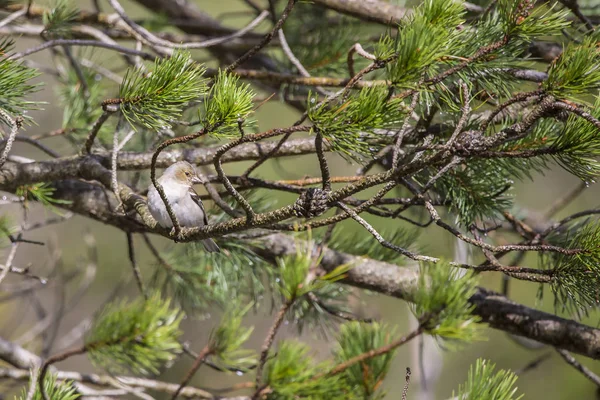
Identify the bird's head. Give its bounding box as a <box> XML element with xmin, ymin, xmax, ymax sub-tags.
<box><xmin>162</xmin><ymin>161</ymin><xmax>202</xmax><ymax>187</ymax></box>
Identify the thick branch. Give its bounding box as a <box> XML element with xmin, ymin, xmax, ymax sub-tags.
<box><xmin>311</xmin><ymin>0</ymin><xmax>408</xmax><ymax>25</ymax></box>
<box><xmin>6</xmin><ymin>176</ymin><xmax>600</xmax><ymax>359</ymax></box>
<box><xmin>257</xmin><ymin>235</ymin><xmax>600</xmax><ymax>360</ymax></box>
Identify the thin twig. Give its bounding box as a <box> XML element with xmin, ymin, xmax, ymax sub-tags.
<box><xmin>39</xmin><ymin>344</ymin><xmax>88</xmax><ymax>400</ymax></box>
<box><xmin>83</xmin><ymin>107</ymin><xmax>116</xmax><ymax>154</ymax></box>
<box><xmin>170</xmin><ymin>345</ymin><xmax>213</xmax><ymax>400</ymax></box>
<box><xmin>402</xmin><ymin>367</ymin><xmax>412</xmax><ymax>400</ymax></box>
<box><xmin>347</xmin><ymin>43</ymin><xmax>376</xmax><ymax>78</ymax></box>
<box><xmin>558</xmin><ymin>0</ymin><xmax>595</xmax><ymax>31</ymax></box>
<box><xmin>312</xmin><ymin>324</ymin><xmax>424</xmax><ymax>380</ymax></box>
<box><xmin>0</xmin><ymin>7</ymin><xmax>27</xmax><ymax>29</ymax></box>
<box><xmin>253</xmin><ymin>298</ymin><xmax>293</xmax><ymax>398</ymax></box>
<box><xmin>111</xmin><ymin>127</ymin><xmax>136</xmax><ymax>210</ymax></box>
<box><xmin>278</xmin><ymin>28</ymin><xmax>310</xmax><ymax>77</ymax></box>
<box><xmin>479</xmin><ymin>89</ymin><xmax>545</xmax><ymax>132</ymax></box>
<box><xmin>552</xmin><ymin>101</ymin><xmax>600</xmax><ymax>130</ymax></box>
<box><xmin>108</xmin><ymin>0</ymin><xmax>269</xmax><ymax>50</ymax></box>
<box><xmin>226</xmin><ymin>0</ymin><xmax>297</xmax><ymax>72</ymax></box>
<box><xmin>392</xmin><ymin>92</ymin><xmax>420</xmax><ymax>169</ymax></box>
<box><xmin>9</xmin><ymin>39</ymin><xmax>155</xmax><ymax>61</ymax></box>
<box><xmin>25</xmin><ymin>365</ymin><xmax>40</xmax><ymax>400</ymax></box>
<box><xmin>556</xmin><ymin>348</ymin><xmax>600</xmax><ymax>387</ymax></box>
<box><xmin>337</xmin><ymin>202</ymin><xmax>437</xmax><ymax>262</ymax></box>
<box><xmin>446</xmin><ymin>81</ymin><xmax>471</xmax><ymax>146</ymax></box>
<box><xmin>214</xmin><ymin>126</ymin><xmax>310</xmax><ymax>223</ymax></box>
<box><xmin>544</xmin><ymin>181</ymin><xmax>588</xmax><ymax>218</ymax></box>
<box><xmin>126</xmin><ymin>233</ymin><xmax>146</xmax><ymax>299</ymax></box>
<box><xmin>0</xmin><ymin>367</ymin><xmax>215</xmax><ymax>399</ymax></box>
<box><xmin>314</xmin><ymin>130</ymin><xmax>331</xmax><ymax>191</ymax></box>
<box><xmin>4</xmin><ymin>135</ymin><xmax>60</xmax><ymax>158</ymax></box>
<box><xmin>0</xmin><ymin>235</ymin><xmax>21</xmax><ymax>286</ymax></box>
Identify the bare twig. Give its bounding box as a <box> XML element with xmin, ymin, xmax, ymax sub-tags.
<box><xmin>126</xmin><ymin>233</ymin><xmax>146</xmax><ymax>298</ymax></box>
<box><xmin>544</xmin><ymin>181</ymin><xmax>588</xmax><ymax>218</ymax></box>
<box><xmin>402</xmin><ymin>367</ymin><xmax>412</xmax><ymax>400</ymax></box>
<box><xmin>558</xmin><ymin>0</ymin><xmax>595</xmax><ymax>31</ymax></box>
<box><xmin>0</xmin><ymin>7</ymin><xmax>27</xmax><ymax>29</ymax></box>
<box><xmin>170</xmin><ymin>345</ymin><xmax>213</xmax><ymax>400</ymax></box>
<box><xmin>347</xmin><ymin>43</ymin><xmax>376</xmax><ymax>78</ymax></box>
<box><xmin>556</xmin><ymin>349</ymin><xmax>600</xmax><ymax>387</ymax></box>
<box><xmin>0</xmin><ymin>235</ymin><xmax>21</xmax><ymax>286</ymax></box>
<box><xmin>312</xmin><ymin>323</ymin><xmax>424</xmax><ymax>380</ymax></box>
<box><xmin>83</xmin><ymin>106</ymin><xmax>117</xmax><ymax>154</ymax></box>
<box><xmin>0</xmin><ymin>367</ymin><xmax>216</xmax><ymax>399</ymax></box>
<box><xmin>9</xmin><ymin>39</ymin><xmax>155</xmax><ymax>61</ymax></box>
<box><xmin>253</xmin><ymin>298</ymin><xmax>293</xmax><ymax>398</ymax></box>
<box><xmin>109</xmin><ymin>0</ymin><xmax>269</xmax><ymax>50</ymax></box>
<box><xmin>446</xmin><ymin>81</ymin><xmax>472</xmax><ymax>146</ymax></box>
<box><xmin>392</xmin><ymin>92</ymin><xmax>420</xmax><ymax>169</ymax></box>
<box><xmin>337</xmin><ymin>202</ymin><xmax>437</xmax><ymax>262</ymax></box>
<box><xmin>226</xmin><ymin>0</ymin><xmax>297</xmax><ymax>72</ymax></box>
<box><xmin>314</xmin><ymin>130</ymin><xmax>331</xmax><ymax>191</ymax></box>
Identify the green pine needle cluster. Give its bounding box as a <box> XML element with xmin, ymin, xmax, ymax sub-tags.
<box><xmin>275</xmin><ymin>241</ymin><xmax>349</xmax><ymax>301</ymax></box>
<box><xmin>202</xmin><ymin>70</ymin><xmax>255</xmax><ymax>136</ymax></box>
<box><xmin>118</xmin><ymin>50</ymin><xmax>207</xmax><ymax>130</ymax></box>
<box><xmin>432</xmin><ymin>160</ymin><xmax>513</xmax><ymax>226</ymax></box>
<box><xmin>16</xmin><ymin>183</ymin><xmax>72</xmax><ymax>213</ymax></box>
<box><xmin>497</xmin><ymin>0</ymin><xmax>569</xmax><ymax>40</ymax></box>
<box><xmin>491</xmin><ymin>108</ymin><xmax>600</xmax><ymax>184</ymax></box>
<box><xmin>334</xmin><ymin>322</ymin><xmax>396</xmax><ymax>399</ymax></box>
<box><xmin>452</xmin><ymin>358</ymin><xmax>522</xmax><ymax>400</ymax></box>
<box><xmin>263</xmin><ymin>341</ymin><xmax>349</xmax><ymax>400</ymax></box>
<box><xmin>413</xmin><ymin>262</ymin><xmax>485</xmax><ymax>344</ymax></box>
<box><xmin>542</xmin><ymin>220</ymin><xmax>600</xmax><ymax>315</ymax></box>
<box><xmin>58</xmin><ymin>62</ymin><xmax>106</xmax><ymax>133</ymax></box>
<box><xmin>86</xmin><ymin>293</ymin><xmax>183</xmax><ymax>375</ymax></box>
<box><xmin>208</xmin><ymin>303</ymin><xmax>256</xmax><ymax>370</ymax></box>
<box><xmin>548</xmin><ymin>95</ymin><xmax>600</xmax><ymax>183</ymax></box>
<box><xmin>272</xmin><ymin>239</ymin><xmax>353</xmax><ymax>333</ymax></box>
<box><xmin>43</xmin><ymin>0</ymin><xmax>79</xmax><ymax>37</ymax></box>
<box><xmin>426</xmin><ymin>1</ymin><xmax>566</xmax><ymax>99</ymax></box>
<box><xmin>544</xmin><ymin>35</ymin><xmax>600</xmax><ymax>100</ymax></box>
<box><xmin>377</xmin><ymin>0</ymin><xmax>465</xmax><ymax>85</ymax></box>
<box><xmin>150</xmin><ymin>241</ymin><xmax>269</xmax><ymax>311</ymax></box>
<box><xmin>308</xmin><ymin>86</ymin><xmax>408</xmax><ymax>159</ymax></box>
<box><xmin>0</xmin><ymin>39</ymin><xmax>41</xmax><ymax>119</ymax></box>
<box><xmin>17</xmin><ymin>374</ymin><xmax>79</xmax><ymax>400</ymax></box>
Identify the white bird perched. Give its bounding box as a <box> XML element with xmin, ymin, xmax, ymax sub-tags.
<box><xmin>147</xmin><ymin>161</ymin><xmax>220</xmax><ymax>253</ymax></box>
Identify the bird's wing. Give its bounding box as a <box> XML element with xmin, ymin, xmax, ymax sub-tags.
<box><xmin>189</xmin><ymin>187</ymin><xmax>209</xmax><ymax>226</ymax></box>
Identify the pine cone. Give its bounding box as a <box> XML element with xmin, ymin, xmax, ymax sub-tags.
<box><xmin>293</xmin><ymin>188</ymin><xmax>329</xmax><ymax>218</ymax></box>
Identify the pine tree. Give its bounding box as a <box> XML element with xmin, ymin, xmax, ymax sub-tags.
<box><xmin>0</xmin><ymin>0</ymin><xmax>599</xmax><ymax>399</ymax></box>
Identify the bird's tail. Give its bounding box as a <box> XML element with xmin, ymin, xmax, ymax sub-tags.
<box><xmin>202</xmin><ymin>238</ymin><xmax>220</xmax><ymax>253</ymax></box>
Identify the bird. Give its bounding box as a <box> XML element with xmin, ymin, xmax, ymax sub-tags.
<box><xmin>147</xmin><ymin>161</ymin><xmax>220</xmax><ymax>253</ymax></box>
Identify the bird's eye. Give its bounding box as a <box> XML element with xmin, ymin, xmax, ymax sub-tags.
<box><xmin>185</xmin><ymin>171</ymin><xmax>191</xmax><ymax>176</ymax></box>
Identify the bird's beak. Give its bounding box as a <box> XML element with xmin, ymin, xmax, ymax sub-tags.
<box><xmin>191</xmin><ymin>175</ymin><xmax>203</xmax><ymax>184</ymax></box>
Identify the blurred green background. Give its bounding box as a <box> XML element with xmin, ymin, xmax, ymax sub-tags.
<box><xmin>2</xmin><ymin>0</ymin><xmax>600</xmax><ymax>399</ymax></box>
